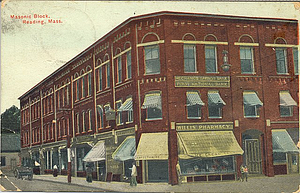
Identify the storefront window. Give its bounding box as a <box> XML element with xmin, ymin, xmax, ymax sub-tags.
<box><xmin>179</xmin><ymin>156</ymin><xmax>235</xmax><ymax>175</ymax></box>
<box><xmin>273</xmin><ymin>152</ymin><xmax>286</xmax><ymax>164</ymax></box>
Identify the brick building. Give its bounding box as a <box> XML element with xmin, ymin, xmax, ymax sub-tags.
<box><xmin>19</xmin><ymin>11</ymin><xmax>299</xmax><ymax>185</ymax></box>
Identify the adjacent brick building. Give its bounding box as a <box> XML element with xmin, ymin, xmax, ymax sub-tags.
<box><xmin>19</xmin><ymin>11</ymin><xmax>299</xmax><ymax>185</ymax></box>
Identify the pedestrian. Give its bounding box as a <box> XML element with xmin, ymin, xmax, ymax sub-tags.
<box><xmin>130</xmin><ymin>162</ymin><xmax>137</xmax><ymax>186</ymax></box>
<box><xmin>240</xmin><ymin>165</ymin><xmax>245</xmax><ymax>182</ymax></box>
<box><xmin>53</xmin><ymin>165</ymin><xmax>58</xmax><ymax>177</ymax></box>
<box><xmin>176</xmin><ymin>161</ymin><xmax>182</xmax><ymax>185</ymax></box>
<box><xmin>86</xmin><ymin>163</ymin><xmax>93</xmax><ymax>183</ymax></box>
<box><xmin>244</xmin><ymin>165</ymin><xmax>249</xmax><ymax>182</ymax></box>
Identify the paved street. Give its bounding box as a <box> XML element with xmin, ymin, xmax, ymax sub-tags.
<box><xmin>1</xmin><ymin>170</ymin><xmax>300</xmax><ymax>192</ymax></box>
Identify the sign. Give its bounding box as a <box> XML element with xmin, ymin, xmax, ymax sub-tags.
<box><xmin>176</xmin><ymin>122</ymin><xmax>233</xmax><ymax>131</ymax></box>
<box><xmin>174</xmin><ymin>76</ymin><xmax>230</xmax><ymax>88</ymax></box>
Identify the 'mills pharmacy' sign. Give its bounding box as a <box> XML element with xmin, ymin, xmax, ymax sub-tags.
<box><xmin>176</xmin><ymin>122</ymin><xmax>234</xmax><ymax>131</ymax></box>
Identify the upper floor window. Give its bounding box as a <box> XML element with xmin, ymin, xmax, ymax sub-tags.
<box><xmin>88</xmin><ymin>72</ymin><xmax>92</xmax><ymax>96</ymax></box>
<box><xmin>76</xmin><ymin>113</ymin><xmax>80</xmax><ymax>133</ymax></box>
<box><xmin>276</xmin><ymin>48</ymin><xmax>288</xmax><ymax>74</ymax></box>
<box><xmin>184</xmin><ymin>44</ymin><xmax>196</xmax><ymax>73</ymax></box>
<box><xmin>88</xmin><ymin>110</ymin><xmax>92</xmax><ymax>131</ymax></box>
<box><xmin>126</xmin><ymin>51</ymin><xmax>132</xmax><ymax>79</ymax></box>
<box><xmin>82</xmin><ymin>111</ymin><xmax>86</xmax><ymax>132</ymax></box>
<box><xmin>117</xmin><ymin>97</ymin><xmax>133</xmax><ymax>123</ymax></box>
<box><xmin>98</xmin><ymin>67</ymin><xmax>103</xmax><ymax>91</ymax></box>
<box><xmin>240</xmin><ymin>47</ymin><xmax>254</xmax><ymax>74</ymax></box>
<box><xmin>106</xmin><ymin>63</ymin><xmax>110</xmax><ymax>88</ymax></box>
<box><xmin>81</xmin><ymin>77</ymin><xmax>85</xmax><ymax>98</ymax></box>
<box><xmin>205</xmin><ymin>46</ymin><xmax>217</xmax><ymax>73</ymax></box>
<box><xmin>76</xmin><ymin>80</ymin><xmax>80</xmax><ymax>101</ymax></box>
<box><xmin>279</xmin><ymin>91</ymin><xmax>297</xmax><ymax>117</ymax></box>
<box><xmin>116</xmin><ymin>100</ymin><xmax>123</xmax><ymax>125</ymax></box>
<box><xmin>293</xmin><ymin>48</ymin><xmax>298</xmax><ymax>75</ymax></box>
<box><xmin>142</xmin><ymin>92</ymin><xmax>162</xmax><ymax>120</ymax></box>
<box><xmin>243</xmin><ymin>91</ymin><xmax>263</xmax><ymax>118</ymax></box>
<box><xmin>117</xmin><ymin>56</ymin><xmax>122</xmax><ymax>83</ymax></box>
<box><xmin>208</xmin><ymin>90</ymin><xmax>226</xmax><ymax>118</ymax></box>
<box><xmin>96</xmin><ymin>105</ymin><xmax>104</xmax><ymax>129</ymax></box>
<box><xmin>186</xmin><ymin>91</ymin><xmax>204</xmax><ymax>119</ymax></box>
<box><xmin>145</xmin><ymin>45</ymin><xmax>160</xmax><ymax>75</ymax></box>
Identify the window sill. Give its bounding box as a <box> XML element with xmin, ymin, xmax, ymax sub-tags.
<box><xmin>146</xmin><ymin>118</ymin><xmax>163</xmax><ymax>121</ymax></box>
<box><xmin>276</xmin><ymin>73</ymin><xmax>289</xmax><ymax>75</ymax></box>
<box><xmin>244</xmin><ymin>116</ymin><xmax>260</xmax><ymax>118</ymax></box>
<box><xmin>184</xmin><ymin>71</ymin><xmax>199</xmax><ymax>74</ymax></box>
<box><xmin>280</xmin><ymin>115</ymin><xmax>293</xmax><ymax>117</ymax></box>
<box><xmin>116</xmin><ymin>123</ymin><xmax>124</xmax><ymax>126</ymax></box>
<box><xmin>206</xmin><ymin>71</ymin><xmax>219</xmax><ymax>74</ymax></box>
<box><xmin>241</xmin><ymin>72</ymin><xmax>256</xmax><ymax>75</ymax></box>
<box><xmin>208</xmin><ymin>117</ymin><xmax>222</xmax><ymax>119</ymax></box>
<box><xmin>187</xmin><ymin>117</ymin><xmax>201</xmax><ymax>120</ymax></box>
<box><xmin>144</xmin><ymin>72</ymin><xmax>161</xmax><ymax>76</ymax></box>
<box><xmin>126</xmin><ymin>121</ymin><xmax>133</xmax><ymax>124</ymax></box>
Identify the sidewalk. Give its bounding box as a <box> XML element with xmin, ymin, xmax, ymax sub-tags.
<box><xmin>31</xmin><ymin>173</ymin><xmax>300</xmax><ymax>193</ymax></box>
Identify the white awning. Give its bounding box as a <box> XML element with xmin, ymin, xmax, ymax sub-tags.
<box><xmin>83</xmin><ymin>141</ymin><xmax>106</xmax><ymax>162</ymax></box>
<box><xmin>208</xmin><ymin>91</ymin><xmax>226</xmax><ymax>105</ymax></box>
<box><xmin>186</xmin><ymin>91</ymin><xmax>204</xmax><ymax>106</ymax></box>
<box><xmin>117</xmin><ymin>98</ymin><xmax>133</xmax><ymax>112</ymax></box>
<box><xmin>243</xmin><ymin>91</ymin><xmax>263</xmax><ymax>106</ymax></box>
<box><xmin>279</xmin><ymin>91</ymin><xmax>297</xmax><ymax>106</ymax></box>
<box><xmin>142</xmin><ymin>93</ymin><xmax>161</xmax><ymax>109</ymax></box>
<box><xmin>135</xmin><ymin>132</ymin><xmax>168</xmax><ymax>160</ymax></box>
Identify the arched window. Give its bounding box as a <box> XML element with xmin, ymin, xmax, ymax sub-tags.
<box><xmin>96</xmin><ymin>105</ymin><xmax>104</xmax><ymax>129</ymax></box>
<box><xmin>82</xmin><ymin>111</ymin><xmax>86</xmax><ymax>132</ymax></box>
<box><xmin>88</xmin><ymin>110</ymin><xmax>92</xmax><ymax>131</ymax></box>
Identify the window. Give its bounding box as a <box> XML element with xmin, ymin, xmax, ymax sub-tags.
<box><xmin>276</xmin><ymin>48</ymin><xmax>288</xmax><ymax>74</ymax></box>
<box><xmin>82</xmin><ymin>112</ymin><xmax>86</xmax><ymax>132</ymax></box>
<box><xmin>116</xmin><ymin>100</ymin><xmax>123</xmax><ymax>125</ymax></box>
<box><xmin>184</xmin><ymin>44</ymin><xmax>196</xmax><ymax>72</ymax></box>
<box><xmin>145</xmin><ymin>45</ymin><xmax>160</xmax><ymax>74</ymax></box>
<box><xmin>186</xmin><ymin>91</ymin><xmax>203</xmax><ymax>119</ymax></box>
<box><xmin>208</xmin><ymin>91</ymin><xmax>226</xmax><ymax>118</ymax></box>
<box><xmin>117</xmin><ymin>56</ymin><xmax>122</xmax><ymax>83</ymax></box>
<box><xmin>66</xmin><ymin>87</ymin><xmax>69</xmax><ymax>105</ymax></box>
<box><xmin>99</xmin><ymin>67</ymin><xmax>103</xmax><ymax>91</ymax></box>
<box><xmin>88</xmin><ymin>72</ymin><xmax>92</xmax><ymax>96</ymax></box>
<box><xmin>82</xmin><ymin>77</ymin><xmax>85</xmax><ymax>98</ymax></box>
<box><xmin>243</xmin><ymin>91</ymin><xmax>263</xmax><ymax>118</ymax></box>
<box><xmin>76</xmin><ymin>80</ymin><xmax>80</xmax><ymax>101</ymax></box>
<box><xmin>97</xmin><ymin>106</ymin><xmax>104</xmax><ymax>129</ymax></box>
<box><xmin>205</xmin><ymin>46</ymin><xmax>217</xmax><ymax>73</ymax></box>
<box><xmin>106</xmin><ymin>63</ymin><xmax>110</xmax><ymax>88</ymax></box>
<box><xmin>240</xmin><ymin>47</ymin><xmax>254</xmax><ymax>74</ymax></box>
<box><xmin>142</xmin><ymin>92</ymin><xmax>162</xmax><ymax>120</ymax></box>
<box><xmin>280</xmin><ymin>106</ymin><xmax>293</xmax><ymax>117</ymax></box>
<box><xmin>1</xmin><ymin>156</ymin><xmax>6</xmax><ymax>166</ymax></box>
<box><xmin>126</xmin><ymin>51</ymin><xmax>132</xmax><ymax>79</ymax></box>
<box><xmin>293</xmin><ymin>48</ymin><xmax>298</xmax><ymax>75</ymax></box>
<box><xmin>279</xmin><ymin>91</ymin><xmax>297</xmax><ymax>117</ymax></box>
<box><xmin>76</xmin><ymin>113</ymin><xmax>80</xmax><ymax>133</ymax></box>
<box><xmin>88</xmin><ymin>110</ymin><xmax>92</xmax><ymax>131</ymax></box>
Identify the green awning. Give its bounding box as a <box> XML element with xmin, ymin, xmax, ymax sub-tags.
<box><xmin>178</xmin><ymin>131</ymin><xmax>244</xmax><ymax>159</ymax></box>
<box><xmin>243</xmin><ymin>91</ymin><xmax>263</xmax><ymax>106</ymax></box>
<box><xmin>208</xmin><ymin>91</ymin><xmax>226</xmax><ymax>105</ymax></box>
<box><xmin>186</xmin><ymin>91</ymin><xmax>204</xmax><ymax>106</ymax></box>
<box><xmin>135</xmin><ymin>132</ymin><xmax>168</xmax><ymax>160</ymax></box>
<box><xmin>142</xmin><ymin>93</ymin><xmax>162</xmax><ymax>110</ymax></box>
<box><xmin>117</xmin><ymin>98</ymin><xmax>133</xmax><ymax>112</ymax></box>
<box><xmin>112</xmin><ymin>136</ymin><xmax>136</xmax><ymax>161</ymax></box>
<box><xmin>279</xmin><ymin>91</ymin><xmax>297</xmax><ymax>106</ymax></box>
<box><xmin>272</xmin><ymin>129</ymin><xmax>299</xmax><ymax>153</ymax></box>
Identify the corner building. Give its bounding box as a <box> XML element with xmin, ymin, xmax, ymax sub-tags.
<box><xmin>19</xmin><ymin>11</ymin><xmax>299</xmax><ymax>185</ymax></box>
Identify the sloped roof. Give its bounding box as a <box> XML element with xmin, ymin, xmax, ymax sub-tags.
<box><xmin>1</xmin><ymin>133</ymin><xmax>21</xmax><ymax>152</ymax></box>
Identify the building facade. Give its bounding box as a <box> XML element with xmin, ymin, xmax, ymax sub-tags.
<box><xmin>19</xmin><ymin>11</ymin><xmax>299</xmax><ymax>185</ymax></box>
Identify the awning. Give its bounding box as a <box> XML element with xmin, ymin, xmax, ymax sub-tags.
<box><xmin>83</xmin><ymin>141</ymin><xmax>106</xmax><ymax>162</ymax></box>
<box><xmin>135</xmin><ymin>132</ymin><xmax>168</xmax><ymax>160</ymax></box>
<box><xmin>178</xmin><ymin>131</ymin><xmax>244</xmax><ymax>159</ymax></box>
<box><xmin>272</xmin><ymin>130</ymin><xmax>300</xmax><ymax>153</ymax></box>
<box><xmin>112</xmin><ymin>136</ymin><xmax>136</xmax><ymax>161</ymax></box>
<box><xmin>186</xmin><ymin>91</ymin><xmax>204</xmax><ymax>106</ymax></box>
<box><xmin>208</xmin><ymin>91</ymin><xmax>226</xmax><ymax>105</ymax></box>
<box><xmin>142</xmin><ymin>93</ymin><xmax>161</xmax><ymax>109</ymax></box>
<box><xmin>243</xmin><ymin>91</ymin><xmax>263</xmax><ymax>106</ymax></box>
<box><xmin>117</xmin><ymin>98</ymin><xmax>133</xmax><ymax>112</ymax></box>
<box><xmin>279</xmin><ymin>91</ymin><xmax>297</xmax><ymax>106</ymax></box>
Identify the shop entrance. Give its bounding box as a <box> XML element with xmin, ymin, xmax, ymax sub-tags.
<box><xmin>288</xmin><ymin>154</ymin><xmax>299</xmax><ymax>174</ymax></box>
<box><xmin>147</xmin><ymin>160</ymin><xmax>168</xmax><ymax>182</ymax></box>
<box><xmin>244</xmin><ymin>139</ymin><xmax>262</xmax><ymax>174</ymax></box>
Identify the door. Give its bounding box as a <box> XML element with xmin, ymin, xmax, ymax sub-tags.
<box><xmin>245</xmin><ymin>139</ymin><xmax>262</xmax><ymax>174</ymax></box>
<box><xmin>288</xmin><ymin>153</ymin><xmax>299</xmax><ymax>174</ymax></box>
<box><xmin>10</xmin><ymin>159</ymin><xmax>17</xmax><ymax>171</ymax></box>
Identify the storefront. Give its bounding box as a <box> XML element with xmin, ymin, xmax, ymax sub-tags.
<box><xmin>176</xmin><ymin>123</ymin><xmax>243</xmax><ymax>182</ymax></box>
<box><xmin>135</xmin><ymin>132</ymin><xmax>169</xmax><ymax>182</ymax></box>
<box><xmin>272</xmin><ymin>129</ymin><xmax>299</xmax><ymax>175</ymax></box>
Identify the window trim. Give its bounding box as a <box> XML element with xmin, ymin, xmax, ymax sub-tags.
<box><xmin>240</xmin><ymin>46</ymin><xmax>255</xmax><ymax>74</ymax></box>
<box><xmin>144</xmin><ymin>45</ymin><xmax>160</xmax><ymax>75</ymax></box>
<box><xmin>117</xmin><ymin>56</ymin><xmax>122</xmax><ymax>84</ymax></box>
<box><xmin>275</xmin><ymin>48</ymin><xmax>288</xmax><ymax>75</ymax></box>
<box><xmin>205</xmin><ymin>45</ymin><xmax>218</xmax><ymax>74</ymax></box>
<box><xmin>280</xmin><ymin>105</ymin><xmax>293</xmax><ymax>117</ymax></box>
<box><xmin>184</xmin><ymin>44</ymin><xmax>197</xmax><ymax>73</ymax></box>
<box><xmin>126</xmin><ymin>51</ymin><xmax>132</xmax><ymax>79</ymax></box>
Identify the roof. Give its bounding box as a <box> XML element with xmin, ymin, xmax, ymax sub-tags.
<box><xmin>1</xmin><ymin>133</ymin><xmax>21</xmax><ymax>152</ymax></box>
<box><xmin>18</xmin><ymin>11</ymin><xmax>298</xmax><ymax>100</ymax></box>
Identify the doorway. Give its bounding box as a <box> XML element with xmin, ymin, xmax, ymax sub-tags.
<box><xmin>244</xmin><ymin>139</ymin><xmax>262</xmax><ymax>174</ymax></box>
<box><xmin>288</xmin><ymin>153</ymin><xmax>299</xmax><ymax>174</ymax></box>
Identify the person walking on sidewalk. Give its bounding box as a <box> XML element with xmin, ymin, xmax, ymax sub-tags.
<box><xmin>240</xmin><ymin>165</ymin><xmax>245</xmax><ymax>182</ymax></box>
<box><xmin>244</xmin><ymin>165</ymin><xmax>249</xmax><ymax>182</ymax></box>
<box><xmin>130</xmin><ymin>162</ymin><xmax>137</xmax><ymax>186</ymax></box>
<box><xmin>176</xmin><ymin>161</ymin><xmax>182</xmax><ymax>185</ymax></box>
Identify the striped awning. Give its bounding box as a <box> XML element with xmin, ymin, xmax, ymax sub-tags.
<box><xmin>243</xmin><ymin>91</ymin><xmax>263</xmax><ymax>106</ymax></box>
<box><xmin>142</xmin><ymin>93</ymin><xmax>161</xmax><ymax>109</ymax></box>
<box><xmin>272</xmin><ymin>130</ymin><xmax>300</xmax><ymax>153</ymax></box>
<box><xmin>208</xmin><ymin>91</ymin><xmax>226</xmax><ymax>105</ymax></box>
<box><xmin>83</xmin><ymin>141</ymin><xmax>106</xmax><ymax>162</ymax></box>
<box><xmin>186</xmin><ymin>91</ymin><xmax>204</xmax><ymax>106</ymax></box>
<box><xmin>279</xmin><ymin>91</ymin><xmax>297</xmax><ymax>106</ymax></box>
<box><xmin>117</xmin><ymin>98</ymin><xmax>133</xmax><ymax>112</ymax></box>
<box><xmin>112</xmin><ymin>136</ymin><xmax>136</xmax><ymax>161</ymax></box>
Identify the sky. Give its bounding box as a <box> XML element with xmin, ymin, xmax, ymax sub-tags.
<box><xmin>1</xmin><ymin>1</ymin><xmax>299</xmax><ymax>113</ymax></box>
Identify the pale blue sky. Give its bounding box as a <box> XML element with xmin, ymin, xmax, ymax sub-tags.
<box><xmin>1</xmin><ymin>1</ymin><xmax>299</xmax><ymax>113</ymax></box>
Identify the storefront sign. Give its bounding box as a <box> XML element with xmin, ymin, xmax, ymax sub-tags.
<box><xmin>97</xmin><ymin>131</ymin><xmax>113</xmax><ymax>139</ymax></box>
<box><xmin>174</xmin><ymin>76</ymin><xmax>230</xmax><ymax>88</ymax></box>
<box><xmin>176</xmin><ymin>122</ymin><xmax>233</xmax><ymax>131</ymax></box>
<box><xmin>115</xmin><ymin>127</ymin><xmax>135</xmax><ymax>136</ymax></box>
